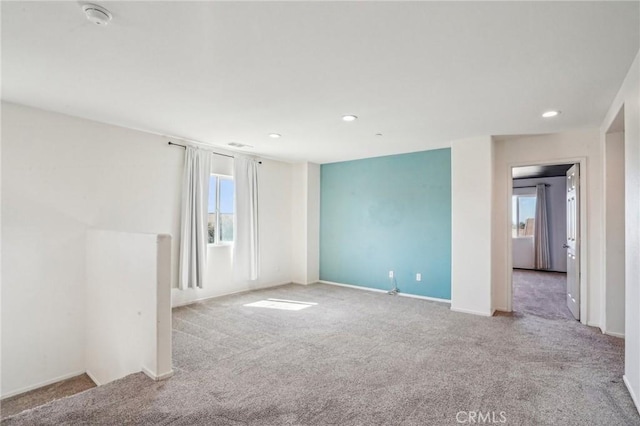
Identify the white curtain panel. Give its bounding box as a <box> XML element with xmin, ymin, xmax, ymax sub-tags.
<box><xmin>233</xmin><ymin>156</ymin><xmax>260</xmax><ymax>281</ymax></box>
<box><xmin>534</xmin><ymin>183</ymin><xmax>551</xmax><ymax>270</ymax></box>
<box><xmin>179</xmin><ymin>147</ymin><xmax>212</xmax><ymax>289</ymax></box>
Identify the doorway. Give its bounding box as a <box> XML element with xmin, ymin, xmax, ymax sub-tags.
<box><xmin>510</xmin><ymin>163</ymin><xmax>578</xmax><ymax>320</ymax></box>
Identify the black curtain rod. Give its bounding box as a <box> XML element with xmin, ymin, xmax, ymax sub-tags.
<box><xmin>168</xmin><ymin>141</ymin><xmax>261</xmax><ymax>164</ymax></box>
<box><xmin>168</xmin><ymin>141</ymin><xmax>233</xmax><ymax>158</ymax></box>
<box><xmin>514</xmin><ymin>184</ymin><xmax>551</xmax><ymax>188</ymax></box>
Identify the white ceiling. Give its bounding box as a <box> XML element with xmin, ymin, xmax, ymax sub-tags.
<box><xmin>2</xmin><ymin>1</ymin><xmax>639</xmax><ymax>164</ymax></box>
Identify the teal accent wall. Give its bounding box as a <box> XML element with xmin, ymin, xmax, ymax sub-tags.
<box><xmin>320</xmin><ymin>149</ymin><xmax>451</xmax><ymax>300</ymax></box>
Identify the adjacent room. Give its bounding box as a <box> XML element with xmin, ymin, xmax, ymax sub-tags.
<box><xmin>2</xmin><ymin>1</ymin><xmax>640</xmax><ymax>424</ymax></box>
<box><xmin>511</xmin><ymin>164</ymin><xmax>574</xmax><ymax>320</ymax></box>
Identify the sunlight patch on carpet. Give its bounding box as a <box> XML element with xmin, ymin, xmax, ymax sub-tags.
<box><xmin>243</xmin><ymin>298</ymin><xmax>317</xmax><ymax>311</ymax></box>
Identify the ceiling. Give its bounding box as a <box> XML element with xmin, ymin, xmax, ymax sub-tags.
<box><xmin>2</xmin><ymin>2</ymin><xmax>639</xmax><ymax>164</ymax></box>
<box><xmin>512</xmin><ymin>164</ymin><xmax>573</xmax><ymax>180</ymax></box>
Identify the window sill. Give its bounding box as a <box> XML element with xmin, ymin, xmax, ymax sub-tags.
<box><xmin>208</xmin><ymin>243</ymin><xmax>233</xmax><ymax>248</ymax></box>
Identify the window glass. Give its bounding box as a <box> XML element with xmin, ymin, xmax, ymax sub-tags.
<box><xmin>219</xmin><ymin>214</ymin><xmax>234</xmax><ymax>242</ymax></box>
<box><xmin>512</xmin><ymin>194</ymin><xmax>536</xmax><ymax>237</ymax></box>
<box><xmin>512</xmin><ymin>196</ymin><xmax>518</xmax><ymax>237</ymax></box>
<box><xmin>208</xmin><ymin>176</ymin><xmax>217</xmax><ymax>214</ymax></box>
<box><xmin>208</xmin><ymin>176</ymin><xmax>218</xmax><ymax>244</ymax></box>
<box><xmin>219</xmin><ymin>179</ymin><xmax>234</xmax><ymax>214</ymax></box>
<box><xmin>219</xmin><ymin>178</ymin><xmax>234</xmax><ymax>242</ymax></box>
<box><xmin>208</xmin><ymin>175</ymin><xmax>234</xmax><ymax>244</ymax></box>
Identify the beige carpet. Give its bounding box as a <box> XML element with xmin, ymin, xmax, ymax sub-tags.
<box><xmin>513</xmin><ymin>269</ymin><xmax>574</xmax><ymax>320</ymax></box>
<box><xmin>2</xmin><ymin>283</ymin><xmax>638</xmax><ymax>425</ymax></box>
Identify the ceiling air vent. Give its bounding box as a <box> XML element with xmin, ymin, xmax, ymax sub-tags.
<box><xmin>228</xmin><ymin>142</ymin><xmax>253</xmax><ymax>149</ymax></box>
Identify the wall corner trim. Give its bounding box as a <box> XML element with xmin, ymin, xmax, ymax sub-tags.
<box><xmin>85</xmin><ymin>370</ymin><xmax>102</xmax><ymax>387</ymax></box>
<box><xmin>142</xmin><ymin>368</ymin><xmax>174</xmax><ymax>381</ymax></box>
<box><xmin>624</xmin><ymin>375</ymin><xmax>640</xmax><ymax>415</ymax></box>
<box><xmin>604</xmin><ymin>330</ymin><xmax>625</xmax><ymax>339</ymax></box>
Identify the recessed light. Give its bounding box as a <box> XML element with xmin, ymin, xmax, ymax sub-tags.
<box><xmin>542</xmin><ymin>110</ymin><xmax>560</xmax><ymax>118</ymax></box>
<box><xmin>82</xmin><ymin>4</ymin><xmax>112</xmax><ymax>26</ymax></box>
<box><xmin>376</xmin><ymin>133</ymin><xmax>383</xmax><ymax>137</ymax></box>
<box><xmin>269</xmin><ymin>133</ymin><xmax>281</xmax><ymax>139</ymax></box>
<box><xmin>342</xmin><ymin>115</ymin><xmax>358</xmax><ymax>122</ymax></box>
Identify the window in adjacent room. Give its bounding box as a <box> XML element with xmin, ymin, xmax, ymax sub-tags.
<box><xmin>208</xmin><ymin>175</ymin><xmax>234</xmax><ymax>244</ymax></box>
<box><xmin>512</xmin><ymin>194</ymin><xmax>536</xmax><ymax>237</ymax></box>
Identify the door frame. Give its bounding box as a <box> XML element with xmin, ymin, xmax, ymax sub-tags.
<box><xmin>506</xmin><ymin>157</ymin><xmax>588</xmax><ymax>324</ymax></box>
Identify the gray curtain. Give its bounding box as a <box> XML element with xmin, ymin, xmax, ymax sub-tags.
<box><xmin>534</xmin><ymin>183</ymin><xmax>551</xmax><ymax>270</ymax></box>
<box><xmin>179</xmin><ymin>147</ymin><xmax>212</xmax><ymax>289</ymax></box>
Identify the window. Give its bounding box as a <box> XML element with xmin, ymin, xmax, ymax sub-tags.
<box><xmin>208</xmin><ymin>175</ymin><xmax>234</xmax><ymax>244</ymax></box>
<box><xmin>512</xmin><ymin>195</ymin><xmax>536</xmax><ymax>237</ymax></box>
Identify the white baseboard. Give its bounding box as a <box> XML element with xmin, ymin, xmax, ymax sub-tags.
<box><xmin>624</xmin><ymin>375</ymin><xmax>640</xmax><ymax>415</ymax></box>
<box><xmin>319</xmin><ymin>280</ymin><xmax>388</xmax><ymax>294</ymax></box>
<box><xmin>450</xmin><ymin>306</ymin><xmax>494</xmax><ymax>317</ymax></box>
<box><xmin>172</xmin><ymin>291</ymin><xmax>242</xmax><ymax>308</ymax></box>
<box><xmin>142</xmin><ymin>367</ymin><xmax>174</xmax><ymax>381</ymax></box>
<box><xmin>319</xmin><ymin>280</ymin><xmax>451</xmax><ymax>303</ymax></box>
<box><xmin>85</xmin><ymin>370</ymin><xmax>102</xmax><ymax>387</ymax></box>
<box><xmin>604</xmin><ymin>330</ymin><xmax>625</xmax><ymax>339</ymax></box>
<box><xmin>1</xmin><ymin>370</ymin><xmax>86</xmax><ymax>399</ymax></box>
<box><xmin>397</xmin><ymin>292</ymin><xmax>450</xmax><ymax>304</ymax></box>
<box><xmin>172</xmin><ymin>281</ymin><xmax>292</xmax><ymax>308</ymax></box>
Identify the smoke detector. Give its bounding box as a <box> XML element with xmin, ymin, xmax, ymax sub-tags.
<box><xmin>82</xmin><ymin>4</ymin><xmax>112</xmax><ymax>26</ymax></box>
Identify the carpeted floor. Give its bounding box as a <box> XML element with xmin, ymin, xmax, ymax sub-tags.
<box><xmin>513</xmin><ymin>269</ymin><xmax>574</xmax><ymax>320</ymax></box>
<box><xmin>2</xmin><ymin>283</ymin><xmax>638</xmax><ymax>425</ymax></box>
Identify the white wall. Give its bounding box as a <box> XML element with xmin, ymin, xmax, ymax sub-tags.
<box><xmin>291</xmin><ymin>163</ymin><xmax>307</xmax><ymax>284</ymax></box>
<box><xmin>601</xmin><ymin>52</ymin><xmax>640</xmax><ymax>412</ymax></box>
<box><xmin>512</xmin><ymin>237</ymin><xmax>534</xmax><ymax>270</ymax></box>
<box><xmin>1</xmin><ymin>102</ymin><xmax>294</xmax><ymax>397</ymax></box>
<box><xmin>86</xmin><ymin>230</ymin><xmax>172</xmax><ymax>386</ymax></box>
<box><xmin>1</xmin><ymin>102</ymin><xmax>182</xmax><ymax>397</ymax></box>
<box><xmin>604</xmin><ymin>131</ymin><xmax>625</xmax><ymax>337</ymax></box>
<box><xmin>291</xmin><ymin>162</ymin><xmax>320</xmax><ymax>285</ymax></box>
<box><xmin>492</xmin><ymin>129</ymin><xmax>602</xmax><ymax>327</ymax></box>
<box><xmin>451</xmin><ymin>136</ymin><xmax>494</xmax><ymax>316</ymax></box>
<box><xmin>306</xmin><ymin>163</ymin><xmax>320</xmax><ymax>284</ymax></box>
<box><xmin>513</xmin><ymin>176</ymin><xmax>567</xmax><ymax>272</ymax></box>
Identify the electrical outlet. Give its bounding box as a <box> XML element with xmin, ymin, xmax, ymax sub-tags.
<box><xmin>416</xmin><ymin>273</ymin><xmax>422</xmax><ymax>281</ymax></box>
<box><xmin>388</xmin><ymin>270</ymin><xmax>394</xmax><ymax>278</ymax></box>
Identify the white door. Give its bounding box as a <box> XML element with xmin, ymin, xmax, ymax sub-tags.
<box><xmin>566</xmin><ymin>164</ymin><xmax>580</xmax><ymax>320</ymax></box>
